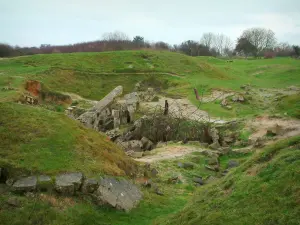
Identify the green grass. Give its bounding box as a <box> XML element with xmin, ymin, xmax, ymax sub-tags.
<box><xmin>276</xmin><ymin>94</ymin><xmax>300</xmax><ymax>118</ymax></box>
<box><xmin>161</xmin><ymin>136</ymin><xmax>300</xmax><ymax>225</ymax></box>
<box><xmin>0</xmin><ymin>102</ymin><xmax>136</xmax><ymax>176</ymax></box>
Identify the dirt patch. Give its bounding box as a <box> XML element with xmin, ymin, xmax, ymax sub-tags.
<box><xmin>26</xmin><ymin>80</ymin><xmax>41</xmax><ymax>97</ymax></box>
<box><xmin>246</xmin><ymin>164</ymin><xmax>266</xmax><ymax>176</ymax></box>
<box><xmin>39</xmin><ymin>194</ymin><xmax>75</xmax><ymax>210</ymax></box>
<box><xmin>135</xmin><ymin>145</ymin><xmax>204</xmax><ymax>163</ymax></box>
<box><xmin>247</xmin><ymin>116</ymin><xmax>300</xmax><ymax>141</ymax></box>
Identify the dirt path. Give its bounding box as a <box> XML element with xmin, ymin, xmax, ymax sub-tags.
<box><xmin>135</xmin><ymin>145</ymin><xmax>204</xmax><ymax>163</ymax></box>
<box><xmin>57</xmin><ymin>67</ymin><xmax>184</xmax><ymax>78</ymax></box>
<box><xmin>62</xmin><ymin>92</ymin><xmax>98</xmax><ymax>106</ymax></box>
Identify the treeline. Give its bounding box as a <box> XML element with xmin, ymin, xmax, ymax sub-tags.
<box><xmin>1</xmin><ymin>29</ymin><xmax>299</xmax><ymax>58</ymax></box>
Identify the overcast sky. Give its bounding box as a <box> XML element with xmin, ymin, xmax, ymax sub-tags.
<box><xmin>1</xmin><ymin>0</ymin><xmax>300</xmax><ymax>47</ymax></box>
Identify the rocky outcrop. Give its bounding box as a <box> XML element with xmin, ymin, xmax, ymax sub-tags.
<box><xmin>95</xmin><ymin>177</ymin><xmax>142</xmax><ymax>212</ymax></box>
<box><xmin>3</xmin><ymin>171</ymin><xmax>142</xmax><ymax>212</ymax></box>
<box><xmin>77</xmin><ymin>86</ymin><xmax>123</xmax><ymax>131</ymax></box>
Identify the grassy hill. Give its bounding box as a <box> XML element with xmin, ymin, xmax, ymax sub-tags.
<box><xmin>1</xmin><ymin>51</ymin><xmax>299</xmax><ymax>119</ymax></box>
<box><xmin>160</xmin><ymin>136</ymin><xmax>300</xmax><ymax>225</ymax></box>
<box><xmin>0</xmin><ymin>102</ymin><xmax>136</xmax><ymax>177</ymax></box>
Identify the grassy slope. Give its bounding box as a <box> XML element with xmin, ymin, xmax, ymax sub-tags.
<box><xmin>0</xmin><ymin>144</ymin><xmax>251</xmax><ymax>225</ymax></box>
<box><xmin>0</xmin><ymin>102</ymin><xmax>136</xmax><ymax>176</ymax></box>
<box><xmin>1</xmin><ymin>51</ymin><xmax>299</xmax><ymax>119</ymax></box>
<box><xmin>190</xmin><ymin>57</ymin><xmax>300</xmax><ymax>118</ymax></box>
<box><xmin>0</xmin><ymin>51</ymin><xmax>207</xmax><ymax>101</ymax></box>
<box><xmin>161</xmin><ymin>136</ymin><xmax>300</xmax><ymax>225</ymax></box>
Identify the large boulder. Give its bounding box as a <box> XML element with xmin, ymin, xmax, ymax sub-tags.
<box><xmin>122</xmin><ymin>140</ymin><xmax>143</xmax><ymax>152</ymax></box>
<box><xmin>141</xmin><ymin>137</ymin><xmax>154</xmax><ymax>150</ymax></box>
<box><xmin>12</xmin><ymin>176</ymin><xmax>37</xmax><ymax>192</ymax></box>
<box><xmin>55</xmin><ymin>172</ymin><xmax>84</xmax><ymax>195</ymax></box>
<box><xmin>95</xmin><ymin>177</ymin><xmax>142</xmax><ymax>212</ymax></box>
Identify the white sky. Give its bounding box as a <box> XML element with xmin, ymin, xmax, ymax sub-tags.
<box><xmin>1</xmin><ymin>0</ymin><xmax>300</xmax><ymax>47</ymax></box>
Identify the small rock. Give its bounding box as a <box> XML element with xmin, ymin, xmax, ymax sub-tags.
<box><xmin>154</xmin><ymin>187</ymin><xmax>163</xmax><ymax>196</ymax></box>
<box><xmin>167</xmin><ymin>175</ymin><xmax>181</xmax><ymax>184</ymax></box>
<box><xmin>207</xmin><ymin>157</ymin><xmax>219</xmax><ymax>166</ymax></box>
<box><xmin>144</xmin><ymin>163</ymin><xmax>151</xmax><ymax>170</ymax></box>
<box><xmin>193</xmin><ymin>177</ymin><xmax>204</xmax><ymax>185</ymax></box>
<box><xmin>232</xmin><ymin>95</ymin><xmax>245</xmax><ymax>102</ymax></box>
<box><xmin>225</xmin><ymin>105</ymin><xmax>232</xmax><ymax>110</ymax></box>
<box><xmin>228</xmin><ymin>160</ymin><xmax>239</xmax><ymax>169</ymax></box>
<box><xmin>183</xmin><ymin>162</ymin><xmax>194</xmax><ymax>169</ymax></box>
<box><xmin>209</xmin><ymin>142</ymin><xmax>221</xmax><ymax>150</ymax></box>
<box><xmin>223</xmin><ymin>136</ymin><xmax>234</xmax><ymax>143</ymax></box>
<box><xmin>177</xmin><ymin>162</ymin><xmax>184</xmax><ymax>168</ymax></box>
<box><xmin>221</xmin><ymin>99</ymin><xmax>228</xmax><ymax>107</ymax></box>
<box><xmin>232</xmin><ymin>96</ymin><xmax>238</xmax><ymax>102</ymax></box>
<box><xmin>7</xmin><ymin>197</ymin><xmax>21</xmax><ymax>207</ymax></box>
<box><xmin>238</xmin><ymin>95</ymin><xmax>245</xmax><ymax>102</ymax></box>
<box><xmin>151</xmin><ymin>168</ymin><xmax>158</xmax><ymax>177</ymax></box>
<box><xmin>221</xmin><ymin>169</ymin><xmax>229</xmax><ymax>176</ymax></box>
<box><xmin>6</xmin><ymin>178</ymin><xmax>14</xmax><ymax>186</ymax></box>
<box><xmin>205</xmin><ymin>165</ymin><xmax>219</xmax><ymax>172</ymax></box>
<box><xmin>143</xmin><ymin>179</ymin><xmax>152</xmax><ymax>188</ymax></box>
<box><xmin>129</xmin><ymin>152</ymin><xmax>143</xmax><ymax>158</ymax></box>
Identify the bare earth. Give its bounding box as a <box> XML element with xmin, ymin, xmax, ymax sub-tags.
<box><xmin>248</xmin><ymin>116</ymin><xmax>300</xmax><ymax>140</ymax></box>
<box><xmin>135</xmin><ymin>145</ymin><xmax>204</xmax><ymax>163</ymax></box>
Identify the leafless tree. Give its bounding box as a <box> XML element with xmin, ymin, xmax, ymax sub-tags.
<box><xmin>102</xmin><ymin>31</ymin><xmax>130</xmax><ymax>41</ymax></box>
<box><xmin>240</xmin><ymin>27</ymin><xmax>276</xmax><ymax>56</ymax></box>
<box><xmin>212</xmin><ymin>34</ymin><xmax>233</xmax><ymax>56</ymax></box>
<box><xmin>200</xmin><ymin>32</ymin><xmax>214</xmax><ymax>49</ymax></box>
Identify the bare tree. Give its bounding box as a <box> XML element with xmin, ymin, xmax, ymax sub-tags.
<box><xmin>102</xmin><ymin>31</ymin><xmax>130</xmax><ymax>41</ymax></box>
<box><xmin>200</xmin><ymin>32</ymin><xmax>214</xmax><ymax>49</ymax></box>
<box><xmin>212</xmin><ymin>34</ymin><xmax>233</xmax><ymax>56</ymax></box>
<box><xmin>240</xmin><ymin>27</ymin><xmax>276</xmax><ymax>56</ymax></box>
